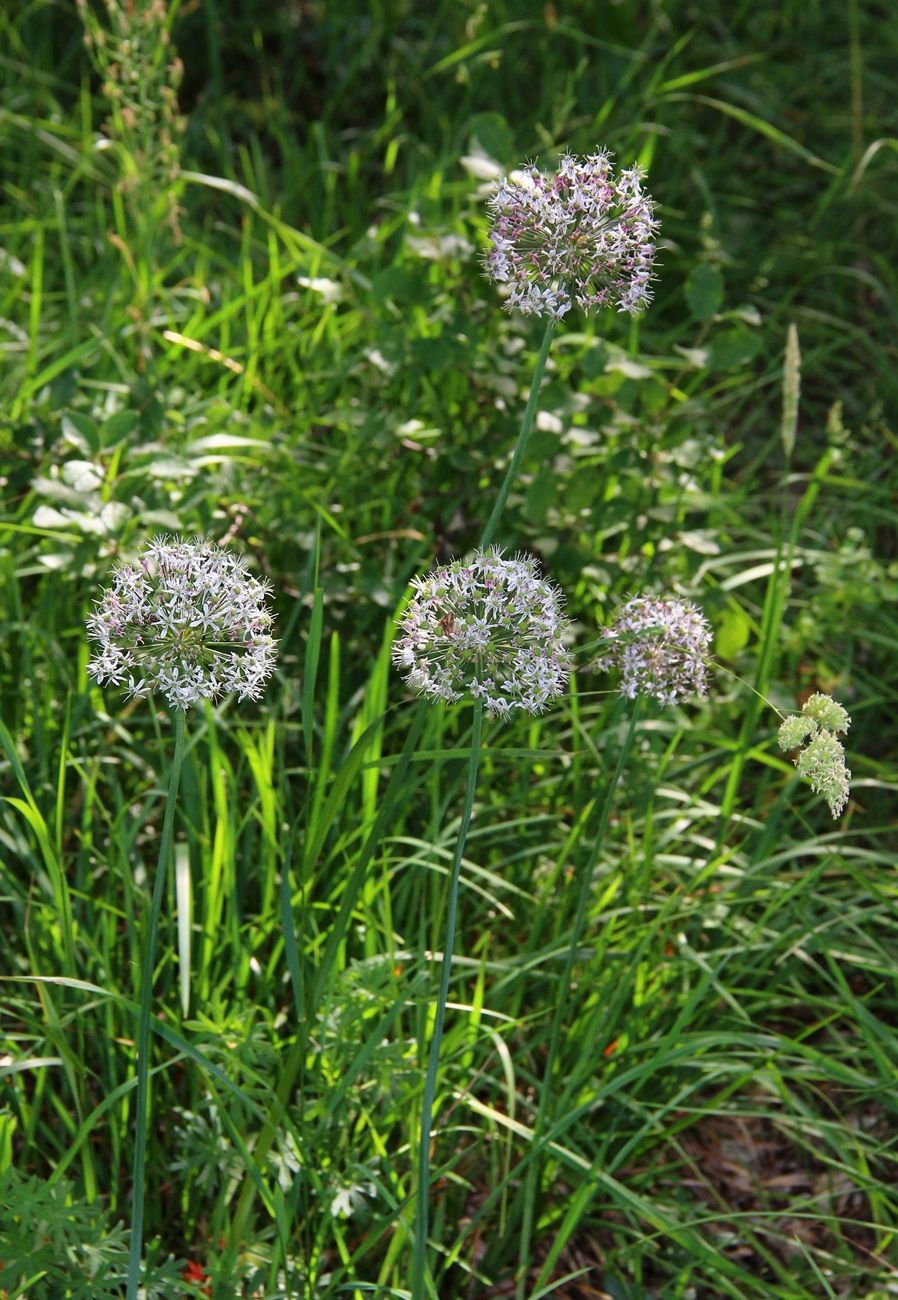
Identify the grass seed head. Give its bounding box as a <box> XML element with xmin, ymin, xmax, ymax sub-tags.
<box><xmin>794</xmin><ymin>730</ymin><xmax>852</xmax><ymax>819</ymax></box>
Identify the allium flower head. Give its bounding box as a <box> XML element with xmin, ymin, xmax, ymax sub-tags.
<box><xmin>778</xmin><ymin>692</ymin><xmax>851</xmax><ymax>818</ymax></box>
<box><xmin>596</xmin><ymin>595</ymin><xmax>712</xmax><ymax>706</ymax></box>
<box><xmin>485</xmin><ymin>149</ymin><xmax>658</xmax><ymax>319</ymax></box>
<box><xmin>87</xmin><ymin>535</ymin><xmax>277</xmax><ymax>709</ymax></box>
<box><xmin>392</xmin><ymin>548</ymin><xmax>573</xmax><ymax>717</ymax></box>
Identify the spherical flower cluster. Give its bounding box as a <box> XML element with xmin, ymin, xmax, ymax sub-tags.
<box><xmin>392</xmin><ymin>548</ymin><xmax>573</xmax><ymax>717</ymax></box>
<box><xmin>778</xmin><ymin>692</ymin><xmax>851</xmax><ymax>818</ymax></box>
<box><xmin>484</xmin><ymin>149</ymin><xmax>658</xmax><ymax>319</ymax></box>
<box><xmin>87</xmin><ymin>535</ymin><xmax>277</xmax><ymax>709</ymax></box>
<box><xmin>596</xmin><ymin>595</ymin><xmax>713</xmax><ymax>706</ymax></box>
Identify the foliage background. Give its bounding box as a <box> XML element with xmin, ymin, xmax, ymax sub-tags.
<box><xmin>1</xmin><ymin>0</ymin><xmax>897</xmax><ymax>1296</ymax></box>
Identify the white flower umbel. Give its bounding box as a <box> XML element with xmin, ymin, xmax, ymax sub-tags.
<box><xmin>778</xmin><ymin>691</ymin><xmax>851</xmax><ymax>818</ymax></box>
<box><xmin>393</xmin><ymin>548</ymin><xmax>572</xmax><ymax>717</ymax></box>
<box><xmin>87</xmin><ymin>535</ymin><xmax>277</xmax><ymax>709</ymax></box>
<box><xmin>485</xmin><ymin>149</ymin><xmax>659</xmax><ymax>319</ymax></box>
<box><xmin>597</xmin><ymin>595</ymin><xmax>713</xmax><ymax>706</ymax></box>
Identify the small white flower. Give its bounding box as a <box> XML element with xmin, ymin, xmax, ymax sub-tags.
<box><xmin>392</xmin><ymin>548</ymin><xmax>573</xmax><ymax>716</ymax></box>
<box><xmin>597</xmin><ymin>595</ymin><xmax>712</xmax><ymax>705</ymax></box>
<box><xmin>87</xmin><ymin>535</ymin><xmax>277</xmax><ymax>709</ymax></box>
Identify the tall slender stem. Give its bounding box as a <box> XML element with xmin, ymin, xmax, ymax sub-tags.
<box><xmin>515</xmin><ymin>700</ymin><xmax>640</xmax><ymax>1300</ymax></box>
<box><xmin>126</xmin><ymin>707</ymin><xmax>187</xmax><ymax>1300</ymax></box>
<box><xmin>411</xmin><ymin>699</ymin><xmax>483</xmax><ymax>1299</ymax></box>
<box><xmin>479</xmin><ymin>318</ymin><xmax>556</xmax><ymax>550</ymax></box>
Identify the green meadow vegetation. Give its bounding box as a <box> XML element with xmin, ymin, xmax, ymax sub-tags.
<box><xmin>2</xmin><ymin>0</ymin><xmax>898</xmax><ymax>1296</ymax></box>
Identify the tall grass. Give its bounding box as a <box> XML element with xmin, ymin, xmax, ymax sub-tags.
<box><xmin>1</xmin><ymin>1</ymin><xmax>897</xmax><ymax>1297</ymax></box>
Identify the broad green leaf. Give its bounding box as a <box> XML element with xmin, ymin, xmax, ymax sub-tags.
<box><xmin>708</xmin><ymin>326</ymin><xmax>761</xmax><ymax>370</ymax></box>
<box><xmin>60</xmin><ymin>411</ymin><xmax>99</xmax><ymax>453</ymax></box>
<box><xmin>467</xmin><ymin>111</ymin><xmax>516</xmax><ymax>166</ymax></box>
<box><xmin>716</xmin><ymin>607</ymin><xmax>752</xmax><ymax>659</ymax></box>
<box><xmin>685</xmin><ymin>262</ymin><xmax>724</xmax><ymax>322</ymax></box>
<box><xmin>525</xmin><ymin>469</ymin><xmax>557</xmax><ymax>523</ymax></box>
<box><xmin>100</xmin><ymin>410</ymin><xmax>139</xmax><ymax>444</ymax></box>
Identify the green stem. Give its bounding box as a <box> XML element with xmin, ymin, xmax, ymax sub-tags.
<box><xmin>479</xmin><ymin>318</ymin><xmax>556</xmax><ymax>550</ymax></box>
<box><xmin>411</xmin><ymin>699</ymin><xmax>483</xmax><ymax>1299</ymax></box>
<box><xmin>126</xmin><ymin>706</ymin><xmax>187</xmax><ymax>1300</ymax></box>
<box><xmin>515</xmin><ymin>699</ymin><xmax>640</xmax><ymax>1300</ymax></box>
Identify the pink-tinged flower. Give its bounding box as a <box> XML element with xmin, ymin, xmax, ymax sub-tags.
<box><xmin>87</xmin><ymin>535</ymin><xmax>277</xmax><ymax>709</ymax></box>
<box><xmin>393</xmin><ymin>548</ymin><xmax>573</xmax><ymax>717</ymax></box>
<box><xmin>484</xmin><ymin>150</ymin><xmax>659</xmax><ymax>319</ymax></box>
<box><xmin>596</xmin><ymin>595</ymin><xmax>712</xmax><ymax>706</ymax></box>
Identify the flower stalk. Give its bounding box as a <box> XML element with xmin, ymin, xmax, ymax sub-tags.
<box><xmin>411</xmin><ymin>699</ymin><xmax>484</xmax><ymax>1299</ymax></box>
<box><xmin>480</xmin><ymin>318</ymin><xmax>555</xmax><ymax>550</ymax></box>
<box><xmin>126</xmin><ymin>706</ymin><xmax>186</xmax><ymax>1300</ymax></box>
<box><xmin>516</xmin><ymin>700</ymin><xmax>641</xmax><ymax>1300</ymax></box>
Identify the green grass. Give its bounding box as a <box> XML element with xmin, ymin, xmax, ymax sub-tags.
<box><xmin>1</xmin><ymin>0</ymin><xmax>897</xmax><ymax>1296</ymax></box>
